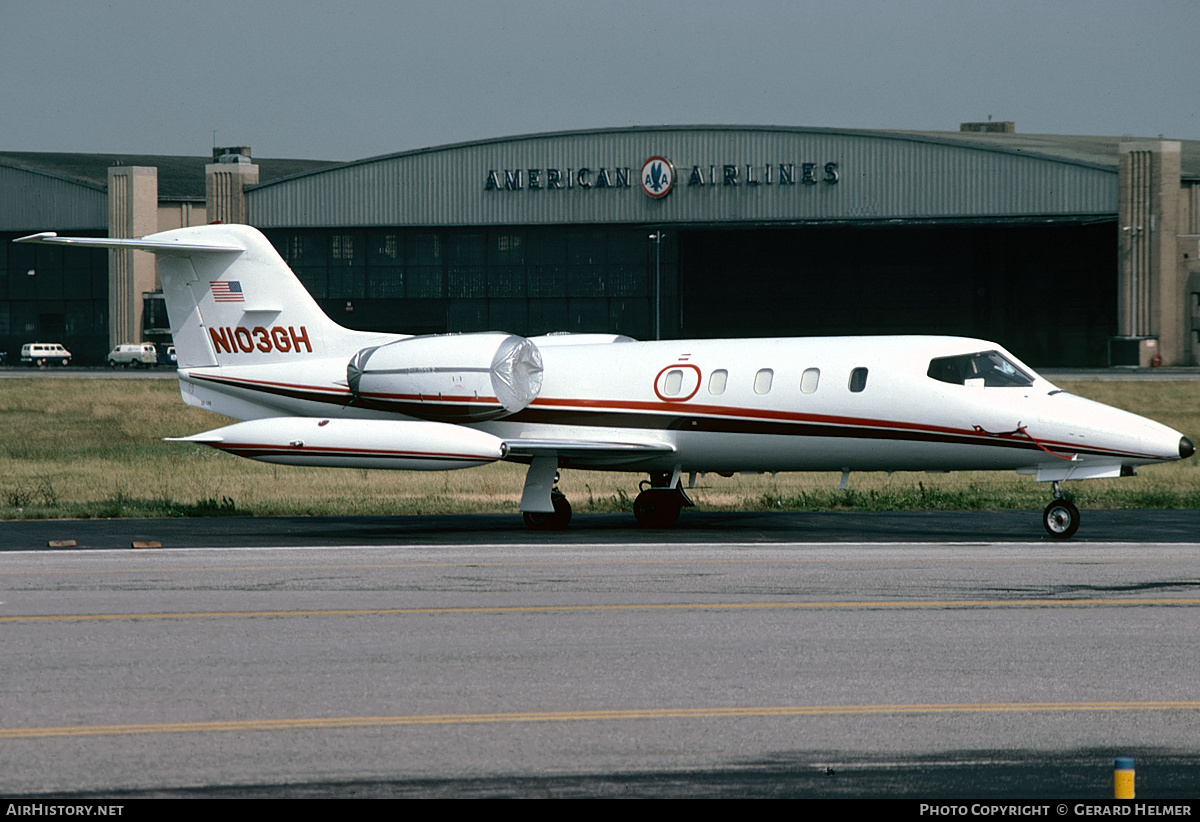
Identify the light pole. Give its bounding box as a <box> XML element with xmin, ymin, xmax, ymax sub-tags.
<box><xmin>648</xmin><ymin>230</ymin><xmax>664</xmax><ymax>340</ymax></box>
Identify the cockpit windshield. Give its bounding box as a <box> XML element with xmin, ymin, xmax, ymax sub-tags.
<box><xmin>926</xmin><ymin>350</ymin><xmax>1035</xmax><ymax>387</ymax></box>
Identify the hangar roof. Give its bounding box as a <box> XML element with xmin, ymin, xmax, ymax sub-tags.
<box><xmin>897</xmin><ymin>129</ymin><xmax>1200</xmax><ymax>177</ymax></box>
<box><xmin>248</xmin><ymin>125</ymin><xmax>1168</xmax><ymax>228</ymax></box>
<box><xmin>252</xmin><ymin>125</ymin><xmax>1200</xmax><ymax>188</ymax></box>
<box><xmin>0</xmin><ymin>151</ymin><xmax>336</xmax><ymax>200</ymax></box>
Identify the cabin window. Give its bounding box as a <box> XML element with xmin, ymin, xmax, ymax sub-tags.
<box><xmin>848</xmin><ymin>367</ymin><xmax>868</xmax><ymax>393</ymax></box>
<box><xmin>800</xmin><ymin>368</ymin><xmax>820</xmax><ymax>394</ymax></box>
<box><xmin>663</xmin><ymin>369</ymin><xmax>684</xmax><ymax>396</ymax></box>
<box><xmin>754</xmin><ymin>368</ymin><xmax>774</xmax><ymax>394</ymax></box>
<box><xmin>927</xmin><ymin>350</ymin><xmax>1034</xmax><ymax>387</ymax></box>
<box><xmin>708</xmin><ymin>369</ymin><xmax>728</xmax><ymax>395</ymax></box>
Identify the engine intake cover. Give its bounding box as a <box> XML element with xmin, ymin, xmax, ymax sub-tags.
<box><xmin>348</xmin><ymin>332</ymin><xmax>543</xmax><ymax>421</ymax></box>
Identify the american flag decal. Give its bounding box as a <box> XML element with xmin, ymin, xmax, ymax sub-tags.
<box><xmin>210</xmin><ymin>281</ymin><xmax>244</xmax><ymax>302</ymax></box>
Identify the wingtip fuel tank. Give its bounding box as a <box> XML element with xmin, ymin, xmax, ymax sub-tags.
<box><xmin>171</xmin><ymin>417</ymin><xmax>505</xmax><ymax>471</ymax></box>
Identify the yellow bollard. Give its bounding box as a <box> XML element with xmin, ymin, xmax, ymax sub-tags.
<box><xmin>1114</xmin><ymin>757</ymin><xmax>1135</xmax><ymax>799</ymax></box>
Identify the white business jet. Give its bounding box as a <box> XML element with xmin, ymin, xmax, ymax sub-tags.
<box><xmin>17</xmin><ymin>225</ymin><xmax>1194</xmax><ymax>538</ymax></box>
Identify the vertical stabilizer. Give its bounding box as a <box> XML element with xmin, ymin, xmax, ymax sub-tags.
<box><xmin>150</xmin><ymin>224</ymin><xmax>354</xmax><ymax>367</ymax></box>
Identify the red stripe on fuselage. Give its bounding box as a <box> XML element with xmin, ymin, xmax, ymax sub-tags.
<box><xmin>185</xmin><ymin>374</ymin><xmax>1159</xmax><ymax>461</ymax></box>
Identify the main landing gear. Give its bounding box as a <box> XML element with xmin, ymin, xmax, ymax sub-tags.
<box><xmin>518</xmin><ymin>461</ymin><xmax>693</xmax><ymax>531</ymax></box>
<box><xmin>1042</xmin><ymin>482</ymin><xmax>1080</xmax><ymax>539</ymax></box>
<box><xmin>633</xmin><ymin>471</ymin><xmax>693</xmax><ymax>529</ymax></box>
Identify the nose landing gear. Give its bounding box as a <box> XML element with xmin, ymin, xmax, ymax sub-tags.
<box><xmin>520</xmin><ymin>456</ymin><xmax>572</xmax><ymax>531</ymax></box>
<box><xmin>523</xmin><ymin>490</ymin><xmax>572</xmax><ymax>531</ymax></box>
<box><xmin>1042</xmin><ymin>482</ymin><xmax>1080</xmax><ymax>539</ymax></box>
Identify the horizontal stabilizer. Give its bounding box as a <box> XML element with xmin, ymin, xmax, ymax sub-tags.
<box><xmin>15</xmin><ymin>232</ymin><xmax>243</xmax><ymax>255</ymax></box>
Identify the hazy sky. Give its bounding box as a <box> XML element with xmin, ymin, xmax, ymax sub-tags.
<box><xmin>2</xmin><ymin>0</ymin><xmax>1196</xmax><ymax>161</ymax></box>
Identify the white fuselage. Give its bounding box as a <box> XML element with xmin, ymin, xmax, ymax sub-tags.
<box><xmin>177</xmin><ymin>334</ymin><xmax>1186</xmax><ymax>479</ymax></box>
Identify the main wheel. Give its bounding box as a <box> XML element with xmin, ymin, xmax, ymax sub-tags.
<box><xmin>633</xmin><ymin>489</ymin><xmax>682</xmax><ymax>529</ymax></box>
<box><xmin>523</xmin><ymin>492</ymin><xmax>572</xmax><ymax>531</ymax></box>
<box><xmin>1043</xmin><ymin>499</ymin><xmax>1080</xmax><ymax>539</ymax></box>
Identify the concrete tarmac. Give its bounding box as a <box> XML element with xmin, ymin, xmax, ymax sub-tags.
<box><xmin>1</xmin><ymin>516</ymin><xmax>1199</xmax><ymax>798</ymax></box>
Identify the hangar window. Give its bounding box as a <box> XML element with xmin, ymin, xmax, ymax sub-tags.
<box><xmin>331</xmin><ymin>234</ymin><xmax>357</xmax><ymax>265</ymax></box>
<box><xmin>328</xmin><ymin>267</ymin><xmax>364</xmax><ymax>299</ymax></box>
<box><xmin>568</xmin><ymin>267</ymin><xmax>606</xmax><ymax>297</ymax></box>
<box><xmin>369</xmin><ymin>232</ymin><xmax>400</xmax><ymax>263</ymax></box>
<box><xmin>295</xmin><ymin>268</ymin><xmax>328</xmax><ymax>299</ymax></box>
<box><xmin>286</xmin><ymin>233</ymin><xmax>325</xmax><ymax>266</ymax></box>
<box><xmin>406</xmin><ymin>267</ymin><xmax>443</xmax><ymax>298</ymax></box>
<box><xmin>487</xmin><ymin>267</ymin><xmax>525</xmax><ymax>298</ymax></box>
<box><xmin>448</xmin><ymin>266</ymin><xmax>487</xmax><ymax>298</ymax></box>
<box><xmin>754</xmin><ymin>368</ymin><xmax>773</xmax><ymax>394</ymax></box>
<box><xmin>528</xmin><ymin>265</ymin><xmax>566</xmax><ymax>298</ymax></box>
<box><xmin>926</xmin><ymin>351</ymin><xmax>1033</xmax><ymax>387</ymax></box>
<box><xmin>708</xmin><ymin>369</ymin><xmax>728</xmax><ymax>395</ymax></box>
<box><xmin>490</xmin><ymin>232</ymin><xmax>524</xmax><ymax>265</ymax></box>
<box><xmin>848</xmin><ymin>367</ymin><xmax>868</xmax><ymax>393</ymax></box>
<box><xmin>800</xmin><ymin>368</ymin><xmax>820</xmax><ymax>394</ymax></box>
<box><xmin>406</xmin><ymin>233</ymin><xmax>442</xmax><ymax>265</ymax></box>
<box><xmin>368</xmin><ymin>269</ymin><xmax>405</xmax><ymax>298</ymax></box>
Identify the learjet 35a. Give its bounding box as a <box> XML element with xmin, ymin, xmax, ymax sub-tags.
<box><xmin>18</xmin><ymin>225</ymin><xmax>1194</xmax><ymax>538</ymax></box>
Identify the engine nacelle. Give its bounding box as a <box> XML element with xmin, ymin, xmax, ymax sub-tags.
<box><xmin>347</xmin><ymin>332</ymin><xmax>543</xmax><ymax>421</ymax></box>
<box><xmin>170</xmin><ymin>417</ymin><xmax>505</xmax><ymax>470</ymax></box>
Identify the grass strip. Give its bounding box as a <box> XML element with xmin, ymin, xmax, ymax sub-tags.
<box><xmin>1</xmin><ymin>378</ymin><xmax>1196</xmax><ymax>519</ymax></box>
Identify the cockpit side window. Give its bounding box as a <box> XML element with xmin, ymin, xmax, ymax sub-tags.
<box><xmin>927</xmin><ymin>350</ymin><xmax>1034</xmax><ymax>387</ymax></box>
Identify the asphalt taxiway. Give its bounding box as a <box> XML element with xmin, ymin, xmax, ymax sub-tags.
<box><xmin>1</xmin><ymin>508</ymin><xmax>1199</xmax><ymax>551</ymax></box>
<box><xmin>2</xmin><ymin>512</ymin><xmax>1200</xmax><ymax>798</ymax></box>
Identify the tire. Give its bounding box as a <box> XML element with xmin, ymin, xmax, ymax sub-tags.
<box><xmin>60</xmin><ymin>358</ymin><xmax>69</xmax><ymax>367</ymax></box>
<box><xmin>1043</xmin><ymin>499</ymin><xmax>1080</xmax><ymax>539</ymax></box>
<box><xmin>108</xmin><ymin>359</ymin><xmax>118</xmax><ymax>369</ymax></box>
<box><xmin>522</xmin><ymin>492</ymin><xmax>572</xmax><ymax>531</ymax></box>
<box><xmin>633</xmin><ymin>489</ymin><xmax>683</xmax><ymax>529</ymax></box>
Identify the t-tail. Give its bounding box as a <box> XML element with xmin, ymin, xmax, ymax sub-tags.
<box><xmin>15</xmin><ymin>224</ymin><xmax>382</xmax><ymax>368</ymax></box>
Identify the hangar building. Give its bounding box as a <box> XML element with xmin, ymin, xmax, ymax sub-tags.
<box><xmin>3</xmin><ymin>125</ymin><xmax>1198</xmax><ymax>367</ymax></box>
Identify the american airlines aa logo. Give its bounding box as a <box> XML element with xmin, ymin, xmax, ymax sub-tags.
<box><xmin>640</xmin><ymin>156</ymin><xmax>674</xmax><ymax>199</ymax></box>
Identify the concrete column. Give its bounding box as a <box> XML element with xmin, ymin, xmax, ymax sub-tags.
<box><xmin>1118</xmin><ymin>142</ymin><xmax>1182</xmax><ymax>364</ymax></box>
<box><xmin>206</xmin><ymin>160</ymin><xmax>259</xmax><ymax>225</ymax></box>
<box><xmin>107</xmin><ymin>166</ymin><xmax>158</xmax><ymax>348</ymax></box>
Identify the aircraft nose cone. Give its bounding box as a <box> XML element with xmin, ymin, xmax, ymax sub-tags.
<box><xmin>1181</xmin><ymin>436</ymin><xmax>1196</xmax><ymax>460</ymax></box>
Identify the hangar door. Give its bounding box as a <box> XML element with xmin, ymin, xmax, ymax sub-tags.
<box><xmin>677</xmin><ymin>223</ymin><xmax>1116</xmax><ymax>368</ymax></box>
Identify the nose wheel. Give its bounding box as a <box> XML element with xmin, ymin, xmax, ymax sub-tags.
<box><xmin>1042</xmin><ymin>483</ymin><xmax>1079</xmax><ymax>539</ymax></box>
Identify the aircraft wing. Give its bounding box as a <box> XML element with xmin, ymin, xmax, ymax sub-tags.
<box><xmin>502</xmin><ymin>437</ymin><xmax>675</xmax><ymax>466</ymax></box>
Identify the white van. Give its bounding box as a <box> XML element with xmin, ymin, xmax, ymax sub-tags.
<box><xmin>107</xmin><ymin>343</ymin><xmax>158</xmax><ymax>368</ymax></box>
<box><xmin>21</xmin><ymin>343</ymin><xmax>72</xmax><ymax>367</ymax></box>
